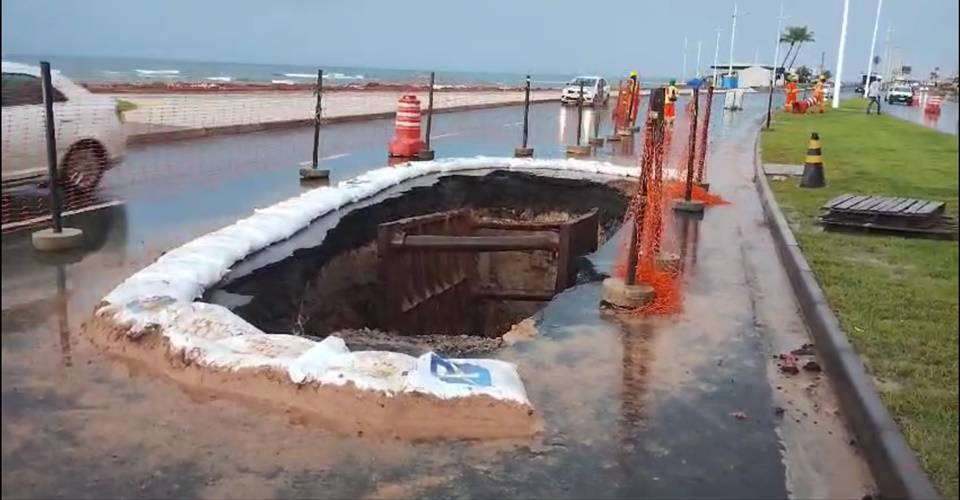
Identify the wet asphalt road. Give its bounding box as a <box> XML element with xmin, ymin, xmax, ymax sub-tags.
<box><xmin>2</xmin><ymin>95</ymin><xmax>873</xmax><ymax>498</ymax></box>
<box><xmin>880</xmin><ymin>97</ymin><xmax>959</xmax><ymax>136</ymax></box>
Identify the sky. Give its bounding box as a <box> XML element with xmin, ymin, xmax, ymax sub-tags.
<box><xmin>2</xmin><ymin>0</ymin><xmax>958</xmax><ymax>79</ymax></box>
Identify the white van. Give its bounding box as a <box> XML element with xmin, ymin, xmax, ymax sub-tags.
<box><xmin>2</xmin><ymin>62</ymin><xmax>126</xmax><ymax>190</ymax></box>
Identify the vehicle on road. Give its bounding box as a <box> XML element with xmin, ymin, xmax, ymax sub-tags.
<box><xmin>886</xmin><ymin>84</ymin><xmax>914</xmax><ymax>105</ymax></box>
<box><xmin>560</xmin><ymin>76</ymin><xmax>609</xmax><ymax>106</ymax></box>
<box><xmin>2</xmin><ymin>61</ymin><xmax>126</xmax><ymax>190</ymax></box>
<box><xmin>823</xmin><ymin>83</ymin><xmax>834</xmax><ymax>99</ymax></box>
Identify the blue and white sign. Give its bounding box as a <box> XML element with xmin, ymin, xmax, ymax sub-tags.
<box><xmin>429</xmin><ymin>353</ymin><xmax>492</xmax><ymax>386</ymax></box>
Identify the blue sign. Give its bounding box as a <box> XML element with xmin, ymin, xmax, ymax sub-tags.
<box><xmin>430</xmin><ymin>354</ymin><xmax>492</xmax><ymax>387</ymax></box>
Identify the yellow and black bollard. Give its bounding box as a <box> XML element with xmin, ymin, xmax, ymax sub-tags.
<box><xmin>799</xmin><ymin>132</ymin><xmax>825</xmax><ymax>188</ymax></box>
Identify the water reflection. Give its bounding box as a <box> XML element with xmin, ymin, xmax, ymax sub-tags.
<box><xmin>55</xmin><ymin>263</ymin><xmax>72</xmax><ymax>367</ymax></box>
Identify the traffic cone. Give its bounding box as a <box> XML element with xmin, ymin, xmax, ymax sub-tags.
<box><xmin>799</xmin><ymin>132</ymin><xmax>825</xmax><ymax>188</ymax></box>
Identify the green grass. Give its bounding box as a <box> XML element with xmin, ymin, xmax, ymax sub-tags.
<box><xmin>761</xmin><ymin>98</ymin><xmax>959</xmax><ymax>497</ymax></box>
<box><xmin>116</xmin><ymin>99</ymin><xmax>137</xmax><ymax>113</ymax></box>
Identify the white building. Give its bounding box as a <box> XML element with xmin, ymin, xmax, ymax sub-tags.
<box><xmin>709</xmin><ymin>63</ymin><xmax>778</xmax><ymax>88</ymax></box>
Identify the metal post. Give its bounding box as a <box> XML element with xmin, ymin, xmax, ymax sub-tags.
<box><xmin>832</xmin><ymin>0</ymin><xmax>850</xmax><ymax>109</ymax></box>
<box><xmin>311</xmin><ymin>69</ymin><xmax>323</xmax><ymax>169</ymax></box>
<box><xmin>522</xmin><ymin>75</ymin><xmax>530</xmax><ymax>148</ymax></box>
<box><xmin>696</xmin><ymin>85</ymin><xmax>714</xmax><ymax>183</ymax></box>
<box><xmin>766</xmin><ymin>3</ymin><xmax>786</xmax><ymax>130</ymax></box>
<box><xmin>576</xmin><ymin>80</ymin><xmax>584</xmax><ymax>146</ymax></box>
<box><xmin>40</xmin><ymin>61</ymin><xmax>63</xmax><ymax>233</ymax></box>
<box><xmin>684</xmin><ymin>86</ymin><xmax>700</xmax><ymax>201</ymax></box>
<box><xmin>424</xmin><ymin>71</ymin><xmax>435</xmax><ymax>150</ymax></box>
<box><xmin>624</xmin><ymin>218</ymin><xmax>640</xmax><ymax>286</ymax></box>
<box><xmin>866</xmin><ymin>0</ymin><xmax>883</xmax><ymax>92</ymax></box>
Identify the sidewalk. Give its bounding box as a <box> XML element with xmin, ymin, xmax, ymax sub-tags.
<box><xmin>116</xmin><ymin>90</ymin><xmax>559</xmax><ymax>144</ymax></box>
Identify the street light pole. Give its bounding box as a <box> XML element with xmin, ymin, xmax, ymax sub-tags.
<box><xmin>712</xmin><ymin>29</ymin><xmax>722</xmax><ymax>85</ymax></box>
<box><xmin>832</xmin><ymin>0</ymin><xmax>850</xmax><ymax>109</ymax></box>
<box><xmin>728</xmin><ymin>3</ymin><xmax>738</xmax><ymax>82</ymax></box>
<box><xmin>696</xmin><ymin>41</ymin><xmax>702</xmax><ymax>79</ymax></box>
<box><xmin>766</xmin><ymin>2</ymin><xmax>787</xmax><ymax>130</ymax></box>
<box><xmin>866</xmin><ymin>0</ymin><xmax>883</xmax><ymax>89</ymax></box>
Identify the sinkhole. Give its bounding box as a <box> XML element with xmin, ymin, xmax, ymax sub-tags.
<box><xmin>206</xmin><ymin>170</ymin><xmax>632</xmax><ymax>354</ymax></box>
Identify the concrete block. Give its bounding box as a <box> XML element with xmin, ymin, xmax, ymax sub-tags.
<box><xmin>673</xmin><ymin>199</ymin><xmax>705</xmax><ymax>214</ymax></box>
<box><xmin>514</xmin><ymin>147</ymin><xmax>534</xmax><ymax>158</ymax></box>
<box><xmin>565</xmin><ymin>145</ymin><xmax>591</xmax><ymax>157</ymax></box>
<box><xmin>32</xmin><ymin>227</ymin><xmax>84</xmax><ymax>251</ymax></box>
<box><xmin>601</xmin><ymin>277</ymin><xmax>654</xmax><ymax>309</ymax></box>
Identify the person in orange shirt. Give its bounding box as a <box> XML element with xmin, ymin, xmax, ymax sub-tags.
<box><xmin>664</xmin><ymin>79</ymin><xmax>679</xmax><ymax>126</ymax></box>
<box><xmin>813</xmin><ymin>74</ymin><xmax>826</xmax><ymax>113</ymax></box>
<box><xmin>784</xmin><ymin>76</ymin><xmax>798</xmax><ymax>111</ymax></box>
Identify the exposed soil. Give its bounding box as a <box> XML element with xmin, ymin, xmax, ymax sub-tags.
<box><xmin>211</xmin><ymin>171</ymin><xmax>631</xmax><ymax>345</ymax></box>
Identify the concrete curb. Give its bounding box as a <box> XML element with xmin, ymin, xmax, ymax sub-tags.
<box><xmin>127</xmin><ymin>98</ymin><xmax>560</xmax><ymax>146</ymax></box>
<box><xmin>751</xmin><ymin>128</ymin><xmax>940</xmax><ymax>499</ymax></box>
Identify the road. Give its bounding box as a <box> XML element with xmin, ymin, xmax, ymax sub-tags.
<box><xmin>881</xmin><ymin>98</ymin><xmax>959</xmax><ymax>136</ymax></box>
<box><xmin>2</xmin><ymin>96</ymin><xmax>874</xmax><ymax>498</ymax></box>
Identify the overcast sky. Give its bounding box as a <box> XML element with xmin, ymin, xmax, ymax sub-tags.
<box><xmin>2</xmin><ymin>0</ymin><xmax>957</xmax><ymax>78</ymax></box>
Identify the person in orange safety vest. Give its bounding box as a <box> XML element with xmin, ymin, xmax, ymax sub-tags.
<box><xmin>784</xmin><ymin>76</ymin><xmax>799</xmax><ymax>111</ymax></box>
<box><xmin>664</xmin><ymin>79</ymin><xmax>679</xmax><ymax>125</ymax></box>
<box><xmin>626</xmin><ymin>71</ymin><xmax>640</xmax><ymax>126</ymax></box>
<box><xmin>813</xmin><ymin>74</ymin><xmax>826</xmax><ymax>113</ymax></box>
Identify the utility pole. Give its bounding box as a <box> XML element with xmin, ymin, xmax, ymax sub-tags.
<box><xmin>712</xmin><ymin>29</ymin><xmax>722</xmax><ymax>85</ymax></box>
<box><xmin>866</xmin><ymin>0</ymin><xmax>883</xmax><ymax>90</ymax></box>
<box><xmin>766</xmin><ymin>2</ymin><xmax>787</xmax><ymax>130</ymax></box>
<box><xmin>832</xmin><ymin>0</ymin><xmax>850</xmax><ymax>109</ymax></box>
<box><xmin>696</xmin><ymin>41</ymin><xmax>703</xmax><ymax>78</ymax></box>
<box><xmin>882</xmin><ymin>24</ymin><xmax>893</xmax><ymax>84</ymax></box>
<box><xmin>682</xmin><ymin>36</ymin><xmax>689</xmax><ymax>82</ymax></box>
<box><xmin>728</xmin><ymin>3</ymin><xmax>738</xmax><ymax>83</ymax></box>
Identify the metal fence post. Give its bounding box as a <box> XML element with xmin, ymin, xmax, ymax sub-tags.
<box><xmin>41</xmin><ymin>62</ymin><xmax>63</xmax><ymax>233</ymax></box>
<box><xmin>522</xmin><ymin>75</ymin><xmax>530</xmax><ymax>148</ymax></box>
<box><xmin>312</xmin><ymin>69</ymin><xmax>323</xmax><ymax>169</ymax></box>
<box><xmin>417</xmin><ymin>72</ymin><xmax>436</xmax><ymax>160</ymax></box>
<box><xmin>299</xmin><ymin>69</ymin><xmax>330</xmax><ymax>182</ymax></box>
<box><xmin>31</xmin><ymin>61</ymin><xmax>84</xmax><ymax>251</ymax></box>
<box><xmin>576</xmin><ymin>80</ymin><xmax>584</xmax><ymax>146</ymax></box>
<box><xmin>684</xmin><ymin>86</ymin><xmax>700</xmax><ymax>201</ymax></box>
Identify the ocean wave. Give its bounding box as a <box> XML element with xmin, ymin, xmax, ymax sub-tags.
<box><xmin>135</xmin><ymin>69</ymin><xmax>180</xmax><ymax>75</ymax></box>
<box><xmin>204</xmin><ymin>76</ymin><xmax>233</xmax><ymax>82</ymax></box>
<box><xmin>327</xmin><ymin>72</ymin><xmax>364</xmax><ymax>80</ymax></box>
<box><xmin>271</xmin><ymin>79</ymin><xmax>296</xmax><ymax>85</ymax></box>
<box><xmin>282</xmin><ymin>73</ymin><xmax>315</xmax><ymax>78</ymax></box>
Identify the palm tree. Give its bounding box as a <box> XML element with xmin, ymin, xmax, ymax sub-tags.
<box><xmin>779</xmin><ymin>26</ymin><xmax>816</xmax><ymax>74</ymax></box>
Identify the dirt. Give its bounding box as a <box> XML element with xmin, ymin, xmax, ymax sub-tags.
<box><xmin>84</xmin><ymin>311</ymin><xmax>540</xmax><ymax>441</ymax></box>
<box><xmin>320</xmin><ymin>328</ymin><xmax>503</xmax><ymax>357</ymax></box>
<box><xmin>212</xmin><ymin>171</ymin><xmax>630</xmax><ymax>343</ymax></box>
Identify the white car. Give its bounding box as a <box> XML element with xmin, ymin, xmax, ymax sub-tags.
<box><xmin>886</xmin><ymin>85</ymin><xmax>914</xmax><ymax>105</ymax></box>
<box><xmin>823</xmin><ymin>83</ymin><xmax>834</xmax><ymax>99</ymax></box>
<box><xmin>2</xmin><ymin>61</ymin><xmax>126</xmax><ymax>190</ymax></box>
<box><xmin>560</xmin><ymin>76</ymin><xmax>610</xmax><ymax>106</ymax></box>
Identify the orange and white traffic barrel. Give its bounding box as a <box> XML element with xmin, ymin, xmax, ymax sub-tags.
<box><xmin>388</xmin><ymin>95</ymin><xmax>426</xmax><ymax>158</ymax></box>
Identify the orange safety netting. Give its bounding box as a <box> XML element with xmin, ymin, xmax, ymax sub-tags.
<box><xmin>613</xmin><ymin>111</ymin><xmax>683</xmax><ymax>315</ymax></box>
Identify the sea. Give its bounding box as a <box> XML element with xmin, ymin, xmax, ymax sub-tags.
<box><xmin>0</xmin><ymin>54</ymin><xmax>603</xmax><ymax>88</ymax></box>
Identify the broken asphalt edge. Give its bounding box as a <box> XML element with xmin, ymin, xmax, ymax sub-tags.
<box><xmin>126</xmin><ymin>98</ymin><xmax>561</xmax><ymax>146</ymax></box>
<box><xmin>751</xmin><ymin>126</ymin><xmax>940</xmax><ymax>500</ymax></box>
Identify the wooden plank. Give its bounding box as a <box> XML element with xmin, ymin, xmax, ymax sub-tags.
<box><xmin>861</xmin><ymin>197</ymin><xmax>894</xmax><ymax>212</ymax></box>
<box><xmin>849</xmin><ymin>196</ymin><xmax>883</xmax><ymax>211</ymax></box>
<box><xmin>823</xmin><ymin>193</ymin><xmax>857</xmax><ymax>209</ymax></box>
<box><xmin>890</xmin><ymin>198</ymin><xmax>919</xmax><ymax>213</ymax></box>
<box><xmin>834</xmin><ymin>195</ymin><xmax>868</xmax><ymax>210</ymax></box>
<box><xmin>396</xmin><ymin>233</ymin><xmax>559</xmax><ymax>251</ymax></box>
<box><xmin>874</xmin><ymin>197</ymin><xmax>905</xmax><ymax>213</ymax></box>
<box><xmin>906</xmin><ymin>200</ymin><xmax>944</xmax><ymax>215</ymax></box>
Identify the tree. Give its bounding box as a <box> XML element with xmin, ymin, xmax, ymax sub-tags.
<box><xmin>796</xmin><ymin>66</ymin><xmax>813</xmax><ymax>84</ymax></box>
<box><xmin>822</xmin><ymin>69</ymin><xmax>833</xmax><ymax>81</ymax></box>
<box><xmin>779</xmin><ymin>26</ymin><xmax>816</xmax><ymax>73</ymax></box>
